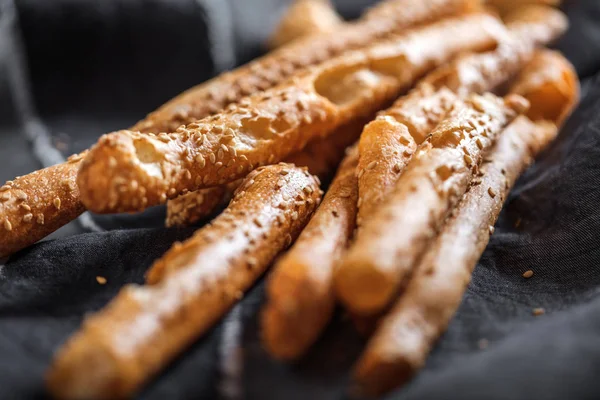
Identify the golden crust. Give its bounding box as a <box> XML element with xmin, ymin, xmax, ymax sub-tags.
<box><xmin>165</xmin><ymin>117</ymin><xmax>366</xmax><ymax>227</ymax></box>
<box><xmin>503</xmin><ymin>5</ymin><xmax>567</xmax><ymax>47</ymax></box>
<box><xmin>261</xmin><ymin>145</ymin><xmax>359</xmax><ymax>360</ymax></box>
<box><xmin>510</xmin><ymin>49</ymin><xmax>579</xmax><ymax>126</ymax></box>
<box><xmin>487</xmin><ymin>0</ymin><xmax>562</xmax><ymax>17</ymax></box>
<box><xmin>0</xmin><ymin>153</ymin><xmax>87</xmax><ymax>258</ymax></box>
<box><xmin>46</xmin><ymin>164</ymin><xmax>322</xmax><ymax>399</ymax></box>
<box><xmin>132</xmin><ymin>0</ymin><xmax>479</xmax><ymax>135</ymax></box>
<box><xmin>78</xmin><ymin>12</ymin><xmax>504</xmax><ymax>213</ymax></box>
<box><xmin>353</xmin><ymin>116</ymin><xmax>560</xmax><ymax>396</ymax></box>
<box><xmin>268</xmin><ymin>0</ymin><xmax>343</xmax><ymax>50</ymax></box>
<box><xmin>352</xmin><ymin>51</ymin><xmax>579</xmax><ymax>396</ymax></box>
<box><xmin>334</xmin><ymin>93</ymin><xmax>526</xmax><ymax>315</ymax></box>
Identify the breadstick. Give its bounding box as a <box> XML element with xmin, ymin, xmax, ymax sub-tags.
<box><xmin>268</xmin><ymin>0</ymin><xmax>343</xmax><ymax>50</ymax></box>
<box><xmin>261</xmin><ymin>145</ymin><xmax>358</xmax><ymax>360</ymax></box>
<box><xmin>334</xmin><ymin>93</ymin><xmax>527</xmax><ymax>315</ymax></box>
<box><xmin>352</xmin><ymin>53</ymin><xmax>579</xmax><ymax>395</ymax></box>
<box><xmin>46</xmin><ymin>164</ymin><xmax>322</xmax><ymax>400</ymax></box>
<box><xmin>510</xmin><ymin>49</ymin><xmax>579</xmax><ymax>126</ymax></box>
<box><xmin>0</xmin><ymin>153</ymin><xmax>86</xmax><ymax>258</ymax></box>
<box><xmin>165</xmin><ymin>116</ymin><xmax>366</xmax><ymax>227</ymax></box>
<box><xmin>133</xmin><ymin>0</ymin><xmax>481</xmax><ymax>134</ymax></box>
<box><xmin>0</xmin><ymin>0</ymin><xmax>477</xmax><ymax>258</ymax></box>
<box><xmin>78</xmin><ymin>13</ymin><xmax>504</xmax><ymax>213</ymax></box>
<box><xmin>353</xmin><ymin>116</ymin><xmax>559</xmax><ymax>396</ymax></box>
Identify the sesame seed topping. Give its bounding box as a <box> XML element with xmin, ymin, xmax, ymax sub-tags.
<box><xmin>209</xmin><ymin>153</ymin><xmax>216</xmax><ymax>164</ymax></box>
<box><xmin>23</xmin><ymin>213</ymin><xmax>33</xmax><ymax>222</ymax></box>
<box><xmin>53</xmin><ymin>198</ymin><xmax>61</xmax><ymax>210</ymax></box>
<box><xmin>196</xmin><ymin>154</ymin><xmax>206</xmax><ymax>168</ymax></box>
<box><xmin>366</xmin><ymin>161</ymin><xmax>378</xmax><ymax>170</ymax></box>
<box><xmin>0</xmin><ymin>185</ymin><xmax>10</xmax><ymax>192</ymax></box>
<box><xmin>20</xmin><ymin>204</ymin><xmax>31</xmax><ymax>211</ymax></box>
<box><xmin>488</xmin><ymin>187</ymin><xmax>496</xmax><ymax>198</ymax></box>
<box><xmin>523</xmin><ymin>270</ymin><xmax>534</xmax><ymax>279</ymax></box>
<box><xmin>393</xmin><ymin>163</ymin><xmax>402</xmax><ymax>173</ymax></box>
<box><xmin>0</xmin><ymin>192</ymin><xmax>10</xmax><ymax>201</ymax></box>
<box><xmin>488</xmin><ymin>225</ymin><xmax>495</xmax><ymax>235</ymax></box>
<box><xmin>357</xmin><ymin>169</ymin><xmax>365</xmax><ymax>179</ymax></box>
<box><xmin>217</xmin><ymin>149</ymin><xmax>224</xmax><ymax>160</ymax></box>
<box><xmin>464</xmin><ymin>154</ymin><xmax>473</xmax><ymax>166</ymax></box>
<box><xmin>291</xmin><ymin>211</ymin><xmax>298</xmax><ymax>221</ymax></box>
<box><xmin>3</xmin><ymin>218</ymin><xmax>12</xmax><ymax>231</ymax></box>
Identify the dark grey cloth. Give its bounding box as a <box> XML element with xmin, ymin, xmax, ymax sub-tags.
<box><xmin>1</xmin><ymin>0</ymin><xmax>600</xmax><ymax>399</ymax></box>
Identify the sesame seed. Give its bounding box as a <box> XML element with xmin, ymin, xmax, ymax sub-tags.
<box><xmin>291</xmin><ymin>211</ymin><xmax>298</xmax><ymax>221</ymax></box>
<box><xmin>53</xmin><ymin>198</ymin><xmax>61</xmax><ymax>210</ymax></box>
<box><xmin>0</xmin><ymin>185</ymin><xmax>10</xmax><ymax>192</ymax></box>
<box><xmin>213</xmin><ymin>126</ymin><xmax>223</xmax><ymax>133</ymax></box>
<box><xmin>357</xmin><ymin>169</ymin><xmax>365</xmax><ymax>179</ymax></box>
<box><xmin>279</xmin><ymin>170</ymin><xmax>289</xmax><ymax>175</ymax></box>
<box><xmin>366</xmin><ymin>161</ymin><xmax>378</xmax><ymax>170</ymax></box>
<box><xmin>196</xmin><ymin>154</ymin><xmax>206</xmax><ymax>168</ymax></box>
<box><xmin>532</xmin><ymin>308</ymin><xmax>545</xmax><ymax>316</ymax></box>
<box><xmin>240</xmin><ymin>155</ymin><xmax>248</xmax><ymax>162</ymax></box>
<box><xmin>476</xmin><ymin>138</ymin><xmax>484</xmax><ymax>150</ymax></box>
<box><xmin>303</xmin><ymin>186</ymin><xmax>313</xmax><ymax>194</ymax></box>
<box><xmin>393</xmin><ymin>163</ymin><xmax>402</xmax><ymax>173</ymax></box>
<box><xmin>37</xmin><ymin>214</ymin><xmax>45</xmax><ymax>225</ymax></box>
<box><xmin>0</xmin><ymin>192</ymin><xmax>10</xmax><ymax>201</ymax></box>
<box><xmin>215</xmin><ymin>162</ymin><xmax>223</xmax><ymax>168</ymax></box>
<box><xmin>209</xmin><ymin>153</ymin><xmax>216</xmax><ymax>164</ymax></box>
<box><xmin>96</xmin><ymin>276</ymin><xmax>107</xmax><ymax>285</ymax></box>
<box><xmin>217</xmin><ymin>149</ymin><xmax>224</xmax><ymax>160</ymax></box>
<box><xmin>489</xmin><ymin>225</ymin><xmax>495</xmax><ymax>235</ymax></box>
<box><xmin>23</xmin><ymin>213</ymin><xmax>33</xmax><ymax>222</ymax></box>
<box><xmin>464</xmin><ymin>154</ymin><xmax>473</xmax><ymax>166</ymax></box>
<box><xmin>523</xmin><ymin>270</ymin><xmax>534</xmax><ymax>279</ymax></box>
<box><xmin>20</xmin><ymin>204</ymin><xmax>31</xmax><ymax>211</ymax></box>
<box><xmin>220</xmin><ymin>144</ymin><xmax>228</xmax><ymax>153</ymax></box>
<box><xmin>247</xmin><ymin>257</ymin><xmax>257</xmax><ymax>269</ymax></box>
<box><xmin>108</xmin><ymin>156</ymin><xmax>117</xmax><ymax>168</ymax></box>
<box><xmin>488</xmin><ymin>187</ymin><xmax>496</xmax><ymax>198</ymax></box>
<box><xmin>3</xmin><ymin>218</ymin><xmax>12</xmax><ymax>231</ymax></box>
<box><xmin>184</xmin><ymin>170</ymin><xmax>192</xmax><ymax>180</ymax></box>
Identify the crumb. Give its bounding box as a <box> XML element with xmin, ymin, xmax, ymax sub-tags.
<box><xmin>523</xmin><ymin>270</ymin><xmax>534</xmax><ymax>279</ymax></box>
<box><xmin>532</xmin><ymin>307</ymin><xmax>545</xmax><ymax>316</ymax></box>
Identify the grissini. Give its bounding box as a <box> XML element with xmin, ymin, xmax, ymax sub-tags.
<box><xmin>261</xmin><ymin>145</ymin><xmax>359</xmax><ymax>360</ymax></box>
<box><xmin>78</xmin><ymin>12</ymin><xmax>505</xmax><ymax>213</ymax></box>
<box><xmin>46</xmin><ymin>163</ymin><xmax>322</xmax><ymax>400</ymax></box>
<box><xmin>0</xmin><ymin>0</ymin><xmax>476</xmax><ymax>258</ymax></box>
<box><xmin>334</xmin><ymin>93</ymin><xmax>528</xmax><ymax>315</ymax></box>
<box><xmin>165</xmin><ymin>117</ymin><xmax>367</xmax><ymax>227</ymax></box>
<box><xmin>352</xmin><ymin>50</ymin><xmax>579</xmax><ymax>396</ymax></box>
<box><xmin>133</xmin><ymin>0</ymin><xmax>482</xmax><ymax>134</ymax></box>
<box><xmin>0</xmin><ymin>153</ymin><xmax>86</xmax><ymax>258</ymax></box>
<box><xmin>268</xmin><ymin>0</ymin><xmax>343</xmax><ymax>50</ymax></box>
<box><xmin>353</xmin><ymin>117</ymin><xmax>559</xmax><ymax>396</ymax></box>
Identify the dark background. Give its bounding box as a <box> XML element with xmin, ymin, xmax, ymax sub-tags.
<box><xmin>1</xmin><ymin>0</ymin><xmax>600</xmax><ymax>399</ymax></box>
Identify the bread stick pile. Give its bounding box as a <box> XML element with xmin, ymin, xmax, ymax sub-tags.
<box><xmin>0</xmin><ymin>0</ymin><xmax>570</xmax><ymax>398</ymax></box>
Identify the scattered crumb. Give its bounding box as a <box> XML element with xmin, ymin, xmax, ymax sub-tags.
<box><xmin>532</xmin><ymin>307</ymin><xmax>545</xmax><ymax>316</ymax></box>
<box><xmin>478</xmin><ymin>338</ymin><xmax>489</xmax><ymax>350</ymax></box>
<box><xmin>523</xmin><ymin>270</ymin><xmax>534</xmax><ymax>279</ymax></box>
<box><xmin>96</xmin><ymin>276</ymin><xmax>107</xmax><ymax>285</ymax></box>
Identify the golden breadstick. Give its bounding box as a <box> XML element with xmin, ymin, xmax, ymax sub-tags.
<box><xmin>0</xmin><ymin>0</ymin><xmax>476</xmax><ymax>258</ymax></box>
<box><xmin>510</xmin><ymin>49</ymin><xmax>579</xmax><ymax>126</ymax></box>
<box><xmin>78</xmin><ymin>13</ymin><xmax>504</xmax><ymax>213</ymax></box>
<box><xmin>133</xmin><ymin>0</ymin><xmax>480</xmax><ymax>134</ymax></box>
<box><xmin>353</xmin><ymin>116</ymin><xmax>559</xmax><ymax>396</ymax></box>
<box><xmin>335</xmin><ymin>93</ymin><xmax>527</xmax><ymax>315</ymax></box>
<box><xmin>487</xmin><ymin>0</ymin><xmax>561</xmax><ymax>17</ymax></box>
<box><xmin>353</xmin><ymin>53</ymin><xmax>579</xmax><ymax>395</ymax></box>
<box><xmin>165</xmin><ymin>116</ymin><xmax>366</xmax><ymax>227</ymax></box>
<box><xmin>261</xmin><ymin>145</ymin><xmax>358</xmax><ymax>360</ymax></box>
<box><xmin>269</xmin><ymin>0</ymin><xmax>343</xmax><ymax>50</ymax></box>
<box><xmin>46</xmin><ymin>164</ymin><xmax>322</xmax><ymax>400</ymax></box>
<box><xmin>503</xmin><ymin>5</ymin><xmax>567</xmax><ymax>47</ymax></box>
<box><xmin>0</xmin><ymin>153</ymin><xmax>86</xmax><ymax>258</ymax></box>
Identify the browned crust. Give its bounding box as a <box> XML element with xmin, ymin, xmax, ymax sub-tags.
<box><xmin>352</xmin><ymin>51</ymin><xmax>579</xmax><ymax>396</ymax></box>
<box><xmin>268</xmin><ymin>0</ymin><xmax>343</xmax><ymax>50</ymax></box>
<box><xmin>165</xmin><ymin>117</ymin><xmax>366</xmax><ymax>227</ymax></box>
<box><xmin>46</xmin><ymin>164</ymin><xmax>322</xmax><ymax>400</ymax></box>
<box><xmin>78</xmin><ymin>13</ymin><xmax>504</xmax><ymax>214</ymax></box>
<box><xmin>132</xmin><ymin>0</ymin><xmax>481</xmax><ymax>135</ymax></box>
<box><xmin>261</xmin><ymin>145</ymin><xmax>358</xmax><ymax>360</ymax></box>
<box><xmin>510</xmin><ymin>49</ymin><xmax>580</xmax><ymax>126</ymax></box>
<box><xmin>353</xmin><ymin>116</ymin><xmax>560</xmax><ymax>396</ymax></box>
<box><xmin>487</xmin><ymin>0</ymin><xmax>562</xmax><ymax>17</ymax></box>
<box><xmin>334</xmin><ymin>93</ymin><xmax>527</xmax><ymax>315</ymax></box>
<box><xmin>0</xmin><ymin>153</ymin><xmax>86</xmax><ymax>258</ymax></box>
